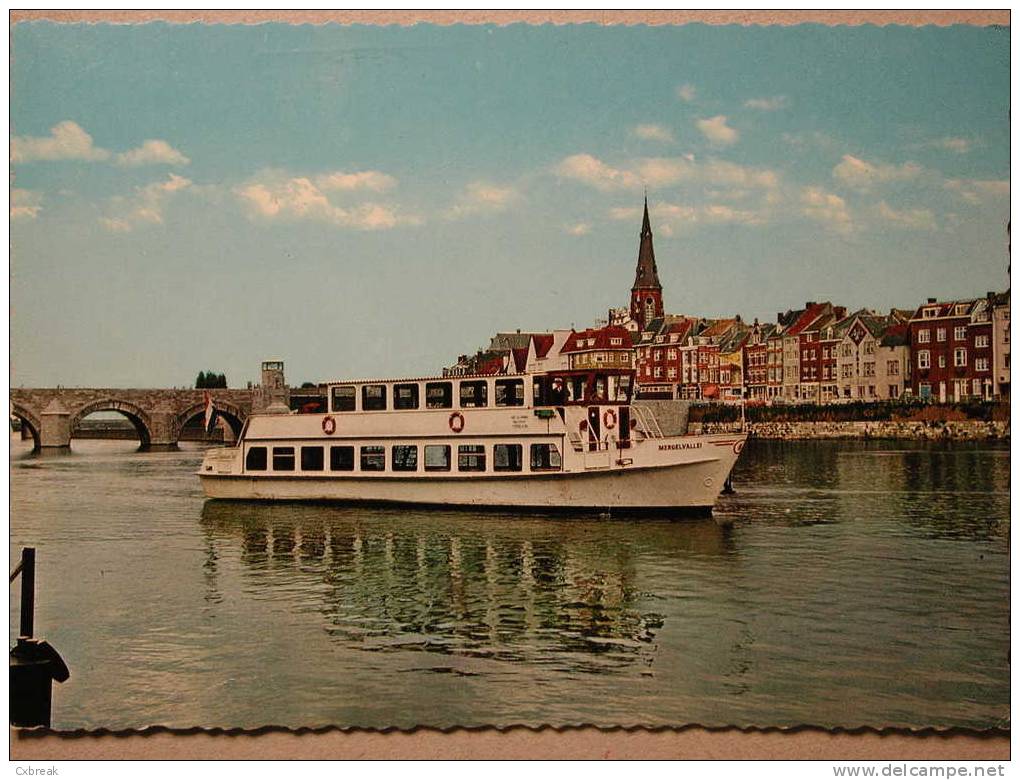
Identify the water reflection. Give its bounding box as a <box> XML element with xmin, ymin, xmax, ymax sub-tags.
<box><xmin>200</xmin><ymin>502</ymin><xmax>736</xmax><ymax>674</ymax></box>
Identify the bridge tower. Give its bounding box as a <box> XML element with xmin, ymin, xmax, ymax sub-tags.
<box><xmin>253</xmin><ymin>359</ymin><xmax>290</xmax><ymax>413</ymax></box>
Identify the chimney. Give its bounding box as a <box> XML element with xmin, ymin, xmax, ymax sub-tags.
<box><xmin>806</xmin><ymin>301</ymin><xmax>816</xmax><ymax>308</ymax></box>
<box><xmin>835</xmin><ymin>306</ymin><xmax>847</xmax><ymax>318</ymax></box>
<box><xmin>927</xmin><ymin>297</ymin><xmax>937</xmax><ymax>304</ymax></box>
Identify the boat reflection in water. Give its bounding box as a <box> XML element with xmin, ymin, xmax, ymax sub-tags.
<box><xmin>199</xmin><ymin>501</ymin><xmax>737</xmax><ymax>675</ymax></box>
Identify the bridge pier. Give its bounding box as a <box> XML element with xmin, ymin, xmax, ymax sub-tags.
<box><xmin>39</xmin><ymin>399</ymin><xmax>71</xmax><ymax>450</ymax></box>
<box><xmin>147</xmin><ymin>404</ymin><xmax>179</xmax><ymax>451</ymax></box>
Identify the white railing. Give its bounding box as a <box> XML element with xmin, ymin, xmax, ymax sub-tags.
<box><xmin>631</xmin><ymin>404</ymin><xmax>665</xmax><ymax>439</ymax></box>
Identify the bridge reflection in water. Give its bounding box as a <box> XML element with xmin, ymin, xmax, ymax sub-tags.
<box><xmin>199</xmin><ymin>502</ymin><xmax>738</xmax><ymax>676</ymax></box>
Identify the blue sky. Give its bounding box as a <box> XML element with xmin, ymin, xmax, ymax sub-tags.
<box><xmin>10</xmin><ymin>22</ymin><xmax>1010</xmax><ymax>388</ymax></box>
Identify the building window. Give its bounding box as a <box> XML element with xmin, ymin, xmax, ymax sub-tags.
<box><xmin>610</xmin><ymin>337</ymin><xmax>623</xmax><ymax>346</ymax></box>
<box><xmin>493</xmin><ymin>444</ymin><xmax>523</xmax><ymax>472</ymax></box>
<box><xmin>425</xmin><ymin>382</ymin><xmax>453</xmax><ymax>409</ymax></box>
<box><xmin>887</xmin><ymin>360</ymin><xmax>899</xmax><ymax>376</ymax></box>
<box><xmin>667</xmin><ymin>368</ymin><xmax>677</xmax><ymax>379</ymax></box>
<box><xmin>362</xmin><ymin>384</ymin><xmax>387</xmax><ymax>411</ymax></box>
<box><xmin>393</xmin><ymin>383</ymin><xmax>420</xmax><ymax>410</ymax></box>
<box><xmin>360</xmin><ymin>446</ymin><xmax>385</xmax><ymax>472</ymax></box>
<box><xmin>976</xmin><ymin>358</ymin><xmax>989</xmax><ymax>372</ymax></box>
<box><xmin>918</xmin><ymin>329</ymin><xmax>930</xmax><ymax>343</ymax></box>
<box><xmin>272</xmin><ymin>446</ymin><xmax>295</xmax><ymax>471</ymax></box>
<box><xmin>864</xmin><ymin>341</ymin><xmax>875</xmax><ymax>355</ymax></box>
<box><xmin>868</xmin><ymin>386</ymin><xmax>876</xmax><ymax>397</ymax></box>
<box><xmin>936</xmin><ymin>328</ymin><xmax>946</xmax><ymax>342</ymax></box>
<box><xmin>331</xmin><ymin>386</ymin><xmax>356</xmax><ymax>412</ymax></box>
<box><xmin>245</xmin><ymin>446</ymin><xmax>267</xmax><ymax>471</ymax></box>
<box><xmin>495</xmin><ymin>378</ymin><xmax>525</xmax><ymax>407</ymax></box>
<box><xmin>863</xmin><ymin>362</ymin><xmax>875</xmax><ymax>377</ymax></box>
<box><xmin>938</xmin><ymin>355</ymin><xmax>946</xmax><ymax>368</ymax></box>
<box><xmin>530</xmin><ymin>443</ymin><xmax>562</xmax><ymax>471</ymax></box>
<box><xmin>954</xmin><ymin>348</ymin><xmax>967</xmax><ymax>367</ymax></box>
<box><xmin>954</xmin><ymin>326</ymin><xmax>967</xmax><ymax>341</ymax></box>
<box><xmin>973</xmin><ymin>379</ymin><xmax>982</xmax><ymax>396</ymax></box>
<box><xmin>458</xmin><ymin>444</ymin><xmax>486</xmax><ymax>472</ymax></box>
<box><xmin>889</xmin><ymin>385</ymin><xmax>899</xmax><ymax>398</ymax></box>
<box><xmin>330</xmin><ymin>446</ymin><xmax>354</xmax><ymax>471</ymax></box>
<box><xmin>922</xmin><ymin>307</ymin><xmax>938</xmax><ymax>319</ymax></box>
<box><xmin>975</xmin><ymin>335</ymin><xmax>989</xmax><ymax>348</ymax></box>
<box><xmin>300</xmin><ymin>446</ymin><xmax>324</xmax><ymax>472</ymax></box>
<box><xmin>654</xmin><ymin>367</ymin><xmax>663</xmax><ymax>378</ymax></box>
<box><xmin>917</xmin><ymin>350</ymin><xmax>930</xmax><ymax>369</ymax></box>
<box><xmin>459</xmin><ymin>380</ymin><xmax>488</xmax><ymax>408</ymax></box>
<box><xmin>424</xmin><ymin>445</ymin><xmax>451</xmax><ymax>472</ymax></box>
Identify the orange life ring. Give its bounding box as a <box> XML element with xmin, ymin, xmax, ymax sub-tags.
<box><xmin>322</xmin><ymin>415</ymin><xmax>337</xmax><ymax>435</ymax></box>
<box><xmin>603</xmin><ymin>408</ymin><xmax>617</xmax><ymax>430</ymax></box>
<box><xmin>449</xmin><ymin>411</ymin><xmax>465</xmax><ymax>433</ymax></box>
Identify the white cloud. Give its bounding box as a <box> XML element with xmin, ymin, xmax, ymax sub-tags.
<box><xmin>800</xmin><ymin>186</ymin><xmax>853</xmax><ymax>234</ymax></box>
<box><xmin>744</xmin><ymin>96</ymin><xmax>788</xmax><ymax>111</ymax></box>
<box><xmin>555</xmin><ymin>153</ymin><xmax>778</xmax><ymax>193</ymax></box>
<box><xmin>565</xmin><ymin>222</ymin><xmax>591</xmax><ymax>236</ymax></box>
<box><xmin>115</xmin><ymin>139</ymin><xmax>190</xmax><ymax>167</ymax></box>
<box><xmin>10</xmin><ymin>189</ymin><xmax>42</xmax><ymax>220</ymax></box>
<box><xmin>944</xmin><ymin>178</ymin><xmax>1009</xmax><ymax>205</ymax></box>
<box><xmin>610</xmin><ymin>200</ymin><xmax>768</xmax><ymax>231</ymax></box>
<box><xmin>632</xmin><ymin>124</ymin><xmax>674</xmax><ymax>143</ymax></box>
<box><xmin>934</xmin><ymin>137</ymin><xmax>972</xmax><ymax>154</ymax></box>
<box><xmin>676</xmin><ymin>83</ymin><xmax>697</xmax><ymax>103</ymax></box>
<box><xmin>235</xmin><ymin>171</ymin><xmax>419</xmax><ymax>230</ymax></box>
<box><xmin>696</xmin><ymin>115</ymin><xmax>739</xmax><ymax>146</ymax></box>
<box><xmin>555</xmin><ymin>154</ymin><xmax>642</xmax><ymax>192</ymax></box>
<box><xmin>875</xmin><ymin>201</ymin><xmax>937</xmax><ymax>231</ymax></box>
<box><xmin>99</xmin><ymin>173</ymin><xmax>193</xmax><ymax>232</ymax></box>
<box><xmin>445</xmin><ymin>181</ymin><xmax>519</xmax><ymax>219</ymax></box>
<box><xmin>11</xmin><ymin>120</ymin><xmax>110</xmax><ymax>163</ymax></box>
<box><xmin>314</xmin><ymin>170</ymin><xmax>397</xmax><ymax>192</ymax></box>
<box><xmin>832</xmin><ymin>154</ymin><xmax>922</xmax><ymax>190</ymax></box>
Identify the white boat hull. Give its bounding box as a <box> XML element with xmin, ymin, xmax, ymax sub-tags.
<box><xmin>200</xmin><ymin>435</ymin><xmax>744</xmax><ymax>512</ymax></box>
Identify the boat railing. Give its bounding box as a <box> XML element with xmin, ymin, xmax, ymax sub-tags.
<box><xmin>631</xmin><ymin>404</ymin><xmax>665</xmax><ymax>439</ymax></box>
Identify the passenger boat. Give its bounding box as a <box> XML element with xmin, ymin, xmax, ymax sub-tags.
<box><xmin>198</xmin><ymin>365</ymin><xmax>746</xmax><ymax>513</ymax></box>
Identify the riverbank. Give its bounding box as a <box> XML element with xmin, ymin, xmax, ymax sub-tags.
<box><xmin>689</xmin><ymin>419</ymin><xmax>1009</xmax><ymax>440</ymax></box>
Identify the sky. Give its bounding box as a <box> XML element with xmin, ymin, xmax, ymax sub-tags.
<box><xmin>10</xmin><ymin>21</ymin><xmax>1010</xmax><ymax>388</ymax></box>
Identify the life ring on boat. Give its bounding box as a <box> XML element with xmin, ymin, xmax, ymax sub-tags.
<box><xmin>733</xmin><ymin>438</ymin><xmax>745</xmax><ymax>455</ymax></box>
<box><xmin>322</xmin><ymin>415</ymin><xmax>337</xmax><ymax>435</ymax></box>
<box><xmin>449</xmin><ymin>411</ymin><xmax>465</xmax><ymax>433</ymax></box>
<box><xmin>603</xmin><ymin>408</ymin><xmax>617</xmax><ymax>430</ymax></box>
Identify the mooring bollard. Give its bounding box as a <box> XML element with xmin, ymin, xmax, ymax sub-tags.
<box><xmin>10</xmin><ymin>547</ymin><xmax>70</xmax><ymax>728</ymax></box>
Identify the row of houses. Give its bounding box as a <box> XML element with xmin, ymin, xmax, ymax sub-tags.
<box><xmin>444</xmin><ymin>200</ymin><xmax>1010</xmax><ymax>404</ymax></box>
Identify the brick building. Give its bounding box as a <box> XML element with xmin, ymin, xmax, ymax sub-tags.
<box><xmin>908</xmin><ymin>298</ymin><xmax>993</xmax><ymax>402</ymax></box>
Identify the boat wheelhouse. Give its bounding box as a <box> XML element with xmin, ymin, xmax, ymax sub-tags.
<box><xmin>199</xmin><ymin>365</ymin><xmax>746</xmax><ymax>513</ymax></box>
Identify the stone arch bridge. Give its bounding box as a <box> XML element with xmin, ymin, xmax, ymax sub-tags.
<box><xmin>10</xmin><ymin>388</ymin><xmax>254</xmax><ymax>451</ymax></box>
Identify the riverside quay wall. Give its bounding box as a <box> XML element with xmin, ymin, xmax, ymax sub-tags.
<box><xmin>689</xmin><ymin>419</ymin><xmax>1009</xmax><ymax>440</ymax></box>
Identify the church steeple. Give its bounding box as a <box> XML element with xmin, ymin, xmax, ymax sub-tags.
<box><xmin>630</xmin><ymin>196</ymin><xmax>665</xmax><ymax>331</ymax></box>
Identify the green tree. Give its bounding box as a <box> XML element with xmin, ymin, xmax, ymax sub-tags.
<box><xmin>195</xmin><ymin>371</ymin><xmax>207</xmax><ymax>389</ymax></box>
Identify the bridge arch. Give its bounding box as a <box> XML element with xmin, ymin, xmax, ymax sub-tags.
<box><xmin>174</xmin><ymin>400</ymin><xmax>247</xmax><ymax>443</ymax></box>
<box><xmin>11</xmin><ymin>403</ymin><xmax>41</xmax><ymax>450</ymax></box>
<box><xmin>71</xmin><ymin>399</ymin><xmax>153</xmax><ymax>449</ymax></box>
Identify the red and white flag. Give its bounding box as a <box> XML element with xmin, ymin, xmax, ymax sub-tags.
<box><xmin>203</xmin><ymin>391</ymin><xmax>216</xmax><ymax>434</ymax></box>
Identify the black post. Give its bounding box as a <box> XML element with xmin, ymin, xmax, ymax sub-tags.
<box><xmin>19</xmin><ymin>547</ymin><xmax>35</xmax><ymax>639</ymax></box>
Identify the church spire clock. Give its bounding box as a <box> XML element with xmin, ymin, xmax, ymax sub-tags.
<box><xmin>629</xmin><ymin>196</ymin><xmax>664</xmax><ymax>330</ymax></box>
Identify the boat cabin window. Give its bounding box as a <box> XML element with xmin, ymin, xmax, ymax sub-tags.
<box><xmin>425</xmin><ymin>382</ymin><xmax>453</xmax><ymax>409</ymax></box>
<box><xmin>330</xmin><ymin>446</ymin><xmax>355</xmax><ymax>471</ymax></box>
<box><xmin>533</xmin><ymin>376</ymin><xmax>567</xmax><ymax>406</ymax></box>
<box><xmin>424</xmin><ymin>444</ymin><xmax>451</xmax><ymax>471</ymax></box>
<box><xmin>393</xmin><ymin>383</ymin><xmax>420</xmax><ymax>410</ymax></box>
<box><xmin>460</xmin><ymin>380</ymin><xmax>488</xmax><ymax>408</ymax></box>
<box><xmin>495</xmin><ymin>379</ymin><xmax>525</xmax><ymax>407</ymax></box>
<box><xmin>530</xmin><ymin>443</ymin><xmax>562</xmax><ymax>472</ymax></box>
<box><xmin>360</xmin><ymin>445</ymin><xmax>385</xmax><ymax>471</ymax></box>
<box><xmin>392</xmin><ymin>445</ymin><xmax>418</xmax><ymax>472</ymax></box>
<box><xmin>458</xmin><ymin>444</ymin><xmax>486</xmax><ymax>472</ymax></box>
<box><xmin>331</xmin><ymin>386</ymin><xmax>356</xmax><ymax>412</ymax></box>
<box><xmin>272</xmin><ymin>446</ymin><xmax>296</xmax><ymax>472</ymax></box>
<box><xmin>362</xmin><ymin>385</ymin><xmax>387</xmax><ymax>411</ymax></box>
<box><xmin>245</xmin><ymin>446</ymin><xmax>267</xmax><ymax>471</ymax></box>
<box><xmin>301</xmin><ymin>446</ymin><xmax>324</xmax><ymax>472</ymax></box>
<box><xmin>493</xmin><ymin>443</ymin><xmax>523</xmax><ymax>472</ymax></box>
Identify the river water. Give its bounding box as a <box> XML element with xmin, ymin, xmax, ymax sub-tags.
<box><xmin>9</xmin><ymin>436</ymin><xmax>1010</xmax><ymax>731</ymax></box>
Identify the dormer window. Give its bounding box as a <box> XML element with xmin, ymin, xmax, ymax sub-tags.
<box><xmin>923</xmin><ymin>307</ymin><xmax>938</xmax><ymax>319</ymax></box>
<box><xmin>955</xmin><ymin>304</ymin><xmax>968</xmax><ymax>316</ymax></box>
<box><xmin>609</xmin><ymin>337</ymin><xmax>623</xmax><ymax>346</ymax></box>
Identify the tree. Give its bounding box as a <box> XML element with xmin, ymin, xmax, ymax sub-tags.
<box><xmin>195</xmin><ymin>371</ymin><xmax>228</xmax><ymax>389</ymax></box>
